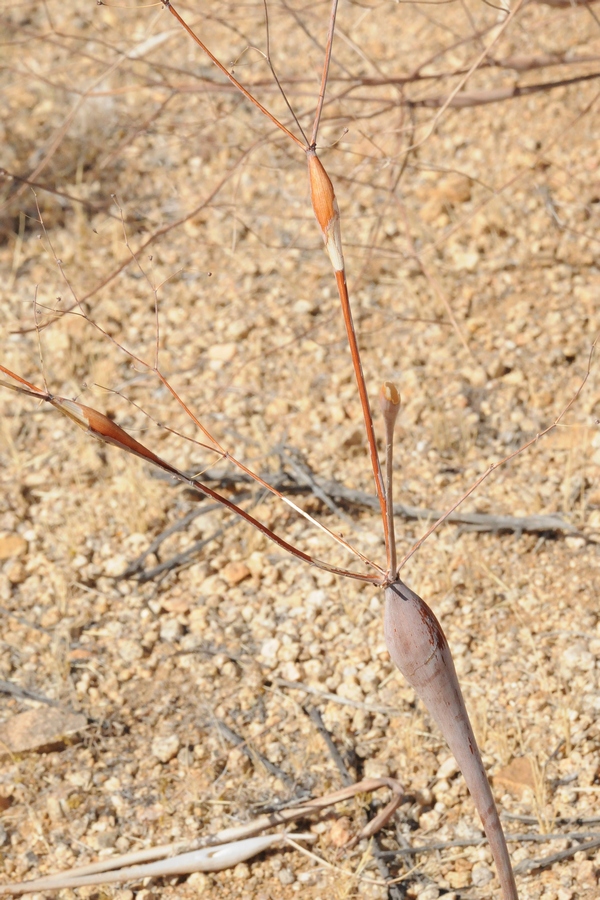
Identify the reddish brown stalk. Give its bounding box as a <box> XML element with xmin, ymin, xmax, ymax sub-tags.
<box><xmin>306</xmin><ymin>149</ymin><xmax>390</xmax><ymax>565</ymax></box>
<box><xmin>334</xmin><ymin>266</ymin><xmax>388</xmax><ymax>553</ymax></box>
<box><xmin>161</xmin><ymin>1</ymin><xmax>305</xmax><ymax>150</ymax></box>
<box><xmin>0</xmin><ymin>365</ymin><xmax>380</xmax><ymax>585</ymax></box>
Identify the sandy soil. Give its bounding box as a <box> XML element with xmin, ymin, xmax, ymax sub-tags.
<box><xmin>1</xmin><ymin>2</ymin><xmax>600</xmax><ymax>899</ymax></box>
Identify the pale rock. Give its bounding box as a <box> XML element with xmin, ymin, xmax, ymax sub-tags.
<box><xmin>328</xmin><ymin>816</ymin><xmax>353</xmax><ymax>847</ymax></box>
<box><xmin>279</xmin><ymin>661</ymin><xmax>301</xmax><ymax>681</ymax></box>
<box><xmin>562</xmin><ymin>644</ymin><xmax>595</xmax><ymax>673</ymax></box>
<box><xmin>306</xmin><ymin>589</ymin><xmax>327</xmax><ymax>611</ymax></box>
<box><xmin>200</xmin><ymin>574</ymin><xmax>228</xmax><ymax>596</ymax></box>
<box><xmin>278</xmin><ymin>639</ymin><xmax>300</xmax><ymax>663</ymax></box>
<box><xmin>103</xmin><ymin>554</ymin><xmax>128</xmax><ymax>577</ymax></box>
<box><xmin>159</xmin><ymin>618</ymin><xmax>183</xmax><ymax>642</ymax></box>
<box><xmin>233</xmin><ymin>862</ymin><xmax>251</xmax><ymax>880</ymax></box>
<box><xmin>117</xmin><ymin>639</ymin><xmax>144</xmax><ymax>662</ymax></box>
<box><xmin>207</xmin><ymin>342</ymin><xmax>237</xmax><ymax>362</ymax></box>
<box><xmin>187</xmin><ymin>873</ymin><xmax>211</xmax><ymax>890</ymax></box>
<box><xmin>278</xmin><ymin>867</ymin><xmax>294</xmax><ymax>885</ymax></box>
<box><xmin>461</xmin><ymin>366</ymin><xmax>487</xmax><ymax>388</ymax></box>
<box><xmin>453</xmin><ymin>250</ymin><xmax>480</xmax><ymax>273</ymax></box>
<box><xmin>336</xmin><ymin>679</ymin><xmax>364</xmax><ymax>703</ymax></box>
<box><xmin>363</xmin><ymin>758</ymin><xmax>390</xmax><ymax>779</ymax></box>
<box><xmin>0</xmin><ymin>533</ymin><xmax>28</xmax><ymax>560</ymax></box>
<box><xmin>260</xmin><ymin>637</ymin><xmax>281</xmax><ymax>667</ymax></box>
<box><xmin>5</xmin><ymin>561</ymin><xmax>26</xmax><ymax>584</ymax></box>
<box><xmin>471</xmin><ymin>862</ymin><xmax>494</xmax><ymax>887</ymax></box>
<box><xmin>417</xmin><ymin>887</ymin><xmax>440</xmax><ymax>900</ymax></box>
<box><xmin>222</xmin><ymin>561</ymin><xmax>251</xmax><ymax>585</ymax></box>
<box><xmin>436</xmin><ymin>756</ymin><xmax>460</xmax><ymax>780</ymax></box>
<box><xmin>419</xmin><ymin>809</ymin><xmax>441</xmax><ymax>832</ymax></box>
<box><xmin>246</xmin><ymin>551</ymin><xmax>265</xmax><ymax>578</ymax></box>
<box><xmin>151</xmin><ymin>734</ymin><xmax>180</xmax><ymax>763</ymax></box>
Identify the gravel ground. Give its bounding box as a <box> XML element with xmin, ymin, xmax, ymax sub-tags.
<box><xmin>1</xmin><ymin>2</ymin><xmax>599</xmax><ymax>899</ymax></box>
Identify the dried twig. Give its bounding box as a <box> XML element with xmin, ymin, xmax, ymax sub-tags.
<box><xmin>379</xmin><ymin>830</ymin><xmax>600</xmax><ymax>857</ymax></box>
<box><xmin>215</xmin><ymin>719</ymin><xmax>298</xmax><ymax>791</ymax></box>
<box><xmin>513</xmin><ymin>836</ymin><xmax>600</xmax><ymax>875</ymax></box>
<box><xmin>272</xmin><ymin>678</ymin><xmax>400</xmax><ymax>715</ymax></box>
<box><xmin>0</xmin><ymin>779</ymin><xmax>404</xmax><ymax>895</ymax></box>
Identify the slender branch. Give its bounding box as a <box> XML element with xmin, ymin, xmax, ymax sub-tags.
<box><xmin>261</xmin><ymin>0</ymin><xmax>310</xmax><ymax>145</ymax></box>
<box><xmin>310</xmin><ymin>0</ymin><xmax>340</xmax><ymax>146</ymax></box>
<box><xmin>307</xmin><ymin>150</ymin><xmax>390</xmax><ymax>562</ymax></box>
<box><xmin>334</xmin><ymin>268</ymin><xmax>388</xmax><ymax>546</ymax></box>
<box><xmin>161</xmin><ymin>1</ymin><xmax>306</xmax><ymax>149</ymax></box>
<box><xmin>0</xmin><ymin>365</ymin><xmax>381</xmax><ymax>584</ymax></box>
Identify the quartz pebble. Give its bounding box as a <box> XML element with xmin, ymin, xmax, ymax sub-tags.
<box><xmin>151</xmin><ymin>734</ymin><xmax>181</xmax><ymax>763</ymax></box>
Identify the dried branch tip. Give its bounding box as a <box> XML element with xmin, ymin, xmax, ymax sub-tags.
<box><xmin>379</xmin><ymin>382</ymin><xmax>401</xmax><ymax>431</ymax></box>
<box><xmin>307</xmin><ymin>149</ymin><xmax>344</xmax><ymax>273</ymax></box>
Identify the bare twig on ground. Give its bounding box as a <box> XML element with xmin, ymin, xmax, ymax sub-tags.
<box><xmin>169</xmin><ymin>465</ymin><xmax>581</xmax><ymax>537</ymax></box>
<box><xmin>272</xmin><ymin>678</ymin><xmax>400</xmax><ymax>715</ymax></box>
<box><xmin>214</xmin><ymin>719</ymin><xmax>298</xmax><ymax>791</ymax></box>
<box><xmin>305</xmin><ymin>705</ymin><xmax>354</xmax><ymax>786</ymax></box>
<box><xmin>380</xmin><ymin>831</ymin><xmax>600</xmax><ymax>858</ymax></box>
<box><xmin>513</xmin><ymin>836</ymin><xmax>600</xmax><ymax>875</ymax></box>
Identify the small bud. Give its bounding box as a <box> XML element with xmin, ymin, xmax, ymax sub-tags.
<box><xmin>307</xmin><ymin>149</ymin><xmax>344</xmax><ymax>272</ymax></box>
<box><xmin>379</xmin><ymin>382</ymin><xmax>401</xmax><ymax>431</ymax></box>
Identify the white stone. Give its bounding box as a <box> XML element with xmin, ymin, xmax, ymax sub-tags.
<box><xmin>471</xmin><ymin>863</ymin><xmax>494</xmax><ymax>887</ymax></box>
<box><xmin>151</xmin><ymin>734</ymin><xmax>181</xmax><ymax>763</ymax></box>
<box><xmin>436</xmin><ymin>756</ymin><xmax>460</xmax><ymax>780</ymax></box>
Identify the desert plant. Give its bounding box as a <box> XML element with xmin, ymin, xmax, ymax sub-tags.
<box><xmin>1</xmin><ymin>1</ymin><xmax>599</xmax><ymax>898</ymax></box>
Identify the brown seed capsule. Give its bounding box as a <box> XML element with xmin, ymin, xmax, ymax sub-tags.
<box><xmin>379</xmin><ymin>382</ymin><xmax>401</xmax><ymax>430</ymax></box>
<box><xmin>307</xmin><ymin>148</ymin><xmax>344</xmax><ymax>272</ymax></box>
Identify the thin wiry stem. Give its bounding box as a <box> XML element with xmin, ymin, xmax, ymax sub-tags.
<box><xmin>262</xmin><ymin>0</ymin><xmax>310</xmax><ymax>145</ymax></box>
<box><xmin>0</xmin><ymin>365</ymin><xmax>382</xmax><ymax>584</ymax></box>
<box><xmin>162</xmin><ymin>1</ymin><xmax>306</xmax><ymax>149</ymax></box>
<box><xmin>334</xmin><ymin>269</ymin><xmax>389</xmax><ymax>563</ymax></box>
<box><xmin>310</xmin><ymin>0</ymin><xmax>340</xmax><ymax>147</ymax></box>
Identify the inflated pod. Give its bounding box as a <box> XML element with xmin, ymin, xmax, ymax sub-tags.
<box><xmin>384</xmin><ymin>581</ymin><xmax>518</xmax><ymax>900</ymax></box>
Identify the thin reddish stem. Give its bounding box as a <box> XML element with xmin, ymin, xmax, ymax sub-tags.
<box><xmin>0</xmin><ymin>364</ymin><xmax>382</xmax><ymax>584</ymax></box>
<box><xmin>162</xmin><ymin>1</ymin><xmax>306</xmax><ymax>150</ymax></box>
<box><xmin>334</xmin><ymin>270</ymin><xmax>389</xmax><ymax>562</ymax></box>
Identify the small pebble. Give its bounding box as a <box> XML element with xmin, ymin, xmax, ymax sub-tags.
<box><xmin>233</xmin><ymin>862</ymin><xmax>251</xmax><ymax>880</ymax></box>
<box><xmin>471</xmin><ymin>862</ymin><xmax>494</xmax><ymax>887</ymax></box>
<box><xmin>151</xmin><ymin>734</ymin><xmax>181</xmax><ymax>763</ymax></box>
<box><xmin>278</xmin><ymin>867</ymin><xmax>294</xmax><ymax>885</ymax></box>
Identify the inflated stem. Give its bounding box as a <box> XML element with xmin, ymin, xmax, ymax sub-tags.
<box><xmin>384</xmin><ymin>581</ymin><xmax>519</xmax><ymax>900</ymax></box>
